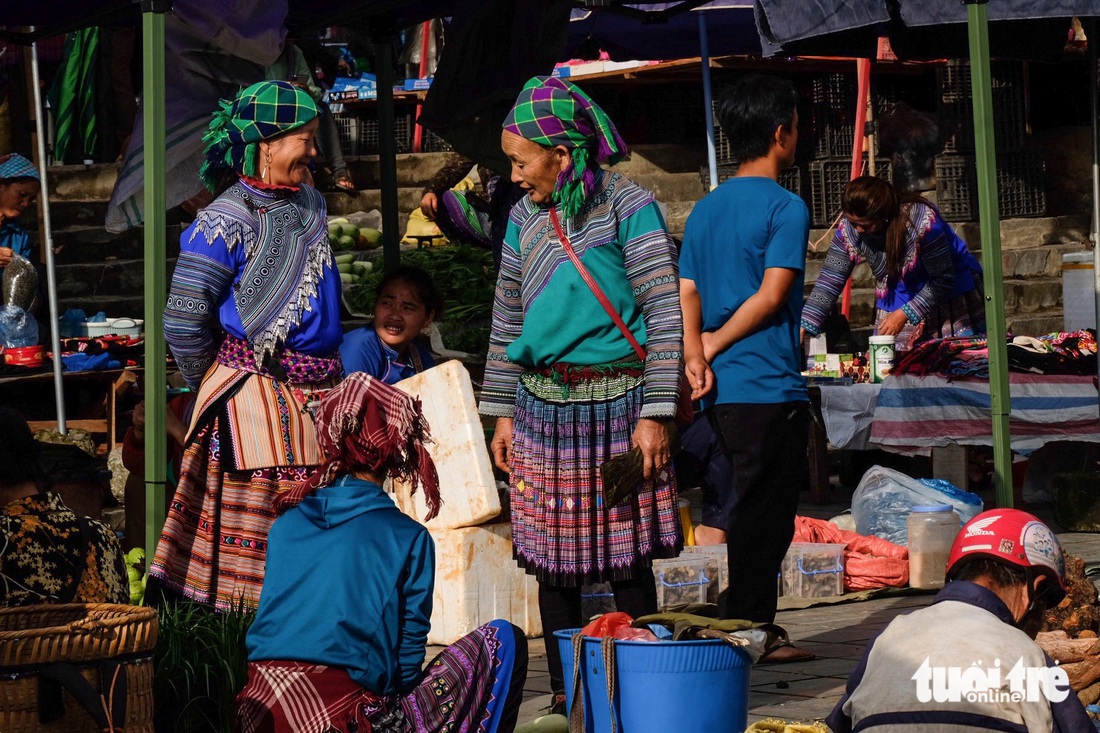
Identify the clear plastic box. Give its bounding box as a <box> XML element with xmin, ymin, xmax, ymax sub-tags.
<box><xmin>781</xmin><ymin>542</ymin><xmax>846</xmax><ymax>598</ymax></box>
<box><xmin>683</xmin><ymin>545</ymin><xmax>728</xmax><ymax>605</ymax></box>
<box><xmin>653</xmin><ymin>555</ymin><xmax>711</xmax><ymax>609</ymax></box>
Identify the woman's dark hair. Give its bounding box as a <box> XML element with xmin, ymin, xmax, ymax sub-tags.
<box><xmin>715</xmin><ymin>75</ymin><xmax>798</xmax><ymax>164</ymax></box>
<box><xmin>376</xmin><ymin>265</ymin><xmax>444</xmax><ymax>320</ymax></box>
<box><xmin>842</xmin><ymin>176</ymin><xmax>935</xmax><ymax>281</ymax></box>
<box><xmin>0</xmin><ymin>406</ymin><xmax>39</xmax><ymax>488</ymax></box>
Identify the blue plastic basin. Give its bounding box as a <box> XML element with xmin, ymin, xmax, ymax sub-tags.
<box><xmin>554</xmin><ymin>628</ymin><xmax>751</xmax><ymax>733</ymax></box>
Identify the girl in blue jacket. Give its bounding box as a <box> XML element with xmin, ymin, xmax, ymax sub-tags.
<box><xmin>237</xmin><ymin>372</ymin><xmax>527</xmax><ymax>733</ymax></box>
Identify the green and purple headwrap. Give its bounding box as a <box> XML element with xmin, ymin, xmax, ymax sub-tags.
<box><xmin>503</xmin><ymin>76</ymin><xmax>628</xmax><ymax>220</ymax></box>
<box><xmin>199</xmin><ymin>80</ymin><xmax>318</xmax><ymax>193</ymax></box>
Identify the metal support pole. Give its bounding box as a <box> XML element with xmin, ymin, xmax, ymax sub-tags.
<box><xmin>966</xmin><ymin>0</ymin><xmax>1013</xmax><ymax>507</ymax></box>
<box><xmin>373</xmin><ymin>32</ymin><xmax>401</xmax><ymax>274</ymax></box>
<box><xmin>1091</xmin><ymin>21</ymin><xmax>1100</xmax><ymax>407</ymax></box>
<box><xmin>142</xmin><ymin>0</ymin><xmax>169</xmax><ymax>546</ymax></box>
<box><xmin>28</xmin><ymin>31</ymin><xmax>66</xmax><ymax>433</ymax></box>
<box><xmin>698</xmin><ymin>13</ymin><xmax>718</xmax><ymax>191</ymax></box>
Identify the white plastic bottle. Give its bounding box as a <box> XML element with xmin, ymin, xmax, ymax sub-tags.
<box><xmin>907</xmin><ymin>504</ymin><xmax>960</xmax><ymax>590</ymax></box>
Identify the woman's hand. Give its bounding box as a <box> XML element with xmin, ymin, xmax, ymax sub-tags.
<box><xmin>0</xmin><ymin>247</ymin><xmax>13</xmax><ymax>268</ymax></box>
<box><xmin>878</xmin><ymin>309</ymin><xmax>909</xmax><ymax>337</ymax></box>
<box><xmin>684</xmin><ymin>355</ymin><xmax>714</xmax><ymax>400</ymax></box>
<box><xmin>420</xmin><ymin>192</ymin><xmax>439</xmax><ymax>220</ymax></box>
<box><xmin>633</xmin><ymin>417</ymin><xmax>671</xmax><ymax>481</ymax></box>
<box><xmin>491</xmin><ymin>416</ymin><xmax>514</xmax><ymax>473</ymax></box>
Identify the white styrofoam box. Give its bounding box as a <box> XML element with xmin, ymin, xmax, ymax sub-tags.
<box><xmin>1062</xmin><ymin>251</ymin><xmax>1097</xmax><ymax>331</ymax></box>
<box><xmin>394</xmin><ymin>360</ymin><xmax>501</xmax><ymax>529</ymax></box>
<box><xmin>427</xmin><ymin>522</ymin><xmax>540</xmax><ymax>645</ymax></box>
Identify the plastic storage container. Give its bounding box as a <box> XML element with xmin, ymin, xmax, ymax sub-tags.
<box><xmin>782</xmin><ymin>543</ymin><xmax>845</xmax><ymax>598</ymax></box>
<box><xmin>555</xmin><ymin>629</ymin><xmax>751</xmax><ymax>733</ymax></box>
<box><xmin>683</xmin><ymin>545</ymin><xmax>729</xmax><ymax>605</ymax></box>
<box><xmin>1062</xmin><ymin>252</ymin><xmax>1097</xmax><ymax>331</ymax></box>
<box><xmin>652</xmin><ymin>555</ymin><xmax>711</xmax><ymax>608</ymax></box>
<box><xmin>868</xmin><ymin>334</ymin><xmax>895</xmax><ymax>383</ymax></box>
<box><xmin>907</xmin><ymin>504</ymin><xmax>960</xmax><ymax>590</ymax></box>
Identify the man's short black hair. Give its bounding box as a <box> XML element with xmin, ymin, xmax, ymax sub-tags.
<box><xmin>715</xmin><ymin>74</ymin><xmax>798</xmax><ymax>164</ymax></box>
<box><xmin>951</xmin><ymin>557</ymin><xmax>1028</xmax><ymax>589</ymax></box>
<box><xmin>0</xmin><ymin>406</ymin><xmax>38</xmax><ymax>487</ymax></box>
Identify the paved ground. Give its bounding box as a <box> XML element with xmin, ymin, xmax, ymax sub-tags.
<box><xmin>497</xmin><ymin>490</ymin><xmax>1100</xmax><ymax>729</ymax></box>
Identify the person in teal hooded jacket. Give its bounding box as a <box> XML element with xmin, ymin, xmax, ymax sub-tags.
<box><xmin>237</xmin><ymin>372</ymin><xmax>527</xmax><ymax>733</ymax></box>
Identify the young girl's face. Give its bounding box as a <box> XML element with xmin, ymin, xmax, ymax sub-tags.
<box><xmin>374</xmin><ymin>279</ymin><xmax>434</xmax><ymax>352</ymax></box>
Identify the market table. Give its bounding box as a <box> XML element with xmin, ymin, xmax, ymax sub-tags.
<box><xmin>0</xmin><ymin>367</ymin><xmax>142</xmax><ymax>451</ymax></box>
<box><xmin>811</xmin><ymin>373</ymin><xmax>1099</xmax><ymax>491</ymax></box>
<box><xmin>869</xmin><ymin>373</ymin><xmax>1100</xmax><ymax>453</ymax></box>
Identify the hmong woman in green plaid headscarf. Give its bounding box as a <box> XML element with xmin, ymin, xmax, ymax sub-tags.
<box><xmin>151</xmin><ymin>80</ymin><xmax>345</xmax><ymax>610</ymax></box>
<box><xmin>478</xmin><ymin>76</ymin><xmax>685</xmax><ymax>706</ymax></box>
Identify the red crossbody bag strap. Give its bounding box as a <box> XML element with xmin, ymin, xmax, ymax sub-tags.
<box><xmin>549</xmin><ymin>206</ymin><xmax>647</xmax><ymax>363</ymax></box>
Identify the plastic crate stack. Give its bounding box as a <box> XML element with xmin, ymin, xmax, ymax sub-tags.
<box><xmin>699</xmin><ymin>162</ymin><xmax>801</xmax><ymax>197</ymax></box>
<box><xmin>934</xmin><ymin>60</ymin><xmax>1045</xmax><ymax>220</ymax></box>
<box><xmin>809</xmin><ymin>157</ymin><xmax>892</xmax><ymax>227</ymax></box>
<box><xmin>806</xmin><ymin>74</ymin><xmax>891</xmax><ymax>226</ymax></box>
<box><xmin>357</xmin><ymin>109</ymin><xmax>413</xmax><ymax>155</ymax></box>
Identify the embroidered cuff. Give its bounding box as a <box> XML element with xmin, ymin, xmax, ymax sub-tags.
<box><xmin>901</xmin><ymin>302</ymin><xmax>922</xmax><ymax>325</ymax></box>
<box><xmin>800</xmin><ymin>318</ymin><xmax>822</xmax><ymax>336</ymax></box>
<box><xmin>478</xmin><ymin>401</ymin><xmax>515</xmax><ymax>419</ymax></box>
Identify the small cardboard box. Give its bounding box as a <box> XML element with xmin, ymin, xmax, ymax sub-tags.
<box><xmin>781</xmin><ymin>542</ymin><xmax>845</xmax><ymax>598</ymax></box>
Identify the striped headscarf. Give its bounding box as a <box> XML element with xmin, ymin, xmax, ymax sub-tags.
<box><xmin>503</xmin><ymin>76</ymin><xmax>628</xmax><ymax>220</ymax></box>
<box><xmin>277</xmin><ymin>373</ymin><xmax>441</xmax><ymax>519</ymax></box>
<box><xmin>0</xmin><ymin>153</ymin><xmax>40</xmax><ymax>182</ymax></box>
<box><xmin>199</xmin><ymin>80</ymin><xmax>318</xmax><ymax>193</ymax></box>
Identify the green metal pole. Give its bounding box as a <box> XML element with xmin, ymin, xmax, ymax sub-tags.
<box><xmin>966</xmin><ymin>0</ymin><xmax>1013</xmax><ymax>508</ymax></box>
<box><xmin>372</xmin><ymin>31</ymin><xmax>400</xmax><ymax>274</ymax></box>
<box><xmin>143</xmin><ymin>0</ymin><xmax>169</xmax><ymax>550</ymax></box>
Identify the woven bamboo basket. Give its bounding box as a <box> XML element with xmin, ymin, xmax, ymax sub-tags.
<box><xmin>0</xmin><ymin>603</ymin><xmax>158</xmax><ymax>733</ymax></box>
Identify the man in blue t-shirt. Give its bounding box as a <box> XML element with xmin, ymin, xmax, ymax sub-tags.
<box><xmin>679</xmin><ymin>75</ymin><xmax>812</xmax><ymax>658</ymax></box>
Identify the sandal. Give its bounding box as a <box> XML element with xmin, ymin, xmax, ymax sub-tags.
<box><xmin>548</xmin><ymin>692</ymin><xmax>567</xmax><ymax>716</ymax></box>
<box><xmin>758</xmin><ymin>639</ymin><xmax>816</xmax><ymax>665</ymax></box>
<box><xmin>332</xmin><ymin>172</ymin><xmax>356</xmax><ymax>193</ymax></box>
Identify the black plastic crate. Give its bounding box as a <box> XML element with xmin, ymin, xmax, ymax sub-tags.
<box><xmin>808</xmin><ymin>157</ymin><xmax>892</xmax><ymax>227</ymax></box>
<box><xmin>811</xmin><ymin>73</ymin><xmax>855</xmax><ymax>110</ymax></box>
<box><xmin>359</xmin><ymin>110</ymin><xmax>412</xmax><ymax>155</ymax></box>
<box><xmin>934</xmin><ymin>152</ymin><xmax>1046</xmax><ymax>221</ymax></box>
<box><xmin>421</xmin><ymin>127</ymin><xmax>453</xmax><ymax>153</ymax></box>
<box><xmin>332</xmin><ymin>112</ymin><xmax>360</xmax><ymax>157</ymax></box>
<box><xmin>936</xmin><ymin>60</ymin><xmax>1023</xmax><ymax>102</ymax></box>
<box><xmin>699</xmin><ymin>163</ymin><xmax>802</xmax><ymax>197</ymax></box>
<box><xmin>938</xmin><ymin>90</ymin><xmax>1026</xmax><ymax>154</ymax></box>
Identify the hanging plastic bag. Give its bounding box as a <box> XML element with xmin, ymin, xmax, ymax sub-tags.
<box><xmin>851</xmin><ymin>465</ymin><xmax>982</xmax><ymax>546</ymax></box>
<box><xmin>2</xmin><ymin>253</ymin><xmax>38</xmax><ymax>310</ymax></box>
<box><xmin>0</xmin><ymin>304</ymin><xmax>39</xmax><ymax>347</ymax></box>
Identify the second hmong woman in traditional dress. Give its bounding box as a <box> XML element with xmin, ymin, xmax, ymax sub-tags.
<box><xmin>149</xmin><ymin>80</ymin><xmax>343</xmax><ymax>609</ymax></box>
<box><xmin>801</xmin><ymin>175</ymin><xmax>985</xmax><ymax>351</ymax></box>
<box><xmin>478</xmin><ymin>76</ymin><xmax>683</xmax><ymax>708</ymax></box>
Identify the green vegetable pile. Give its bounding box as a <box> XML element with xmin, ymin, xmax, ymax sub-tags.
<box><xmin>345</xmin><ymin>244</ymin><xmax>495</xmax><ymax>358</ymax></box>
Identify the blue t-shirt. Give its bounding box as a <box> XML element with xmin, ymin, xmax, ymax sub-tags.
<box><xmin>680</xmin><ymin>177</ymin><xmax>809</xmax><ymax>406</ymax></box>
<box><xmin>340</xmin><ymin>326</ymin><xmax>435</xmax><ymax>384</ymax></box>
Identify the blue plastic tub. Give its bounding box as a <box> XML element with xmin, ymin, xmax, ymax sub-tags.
<box><xmin>554</xmin><ymin>628</ymin><xmax>751</xmax><ymax>733</ymax></box>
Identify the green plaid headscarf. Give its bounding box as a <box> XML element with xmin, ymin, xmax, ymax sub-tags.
<box><xmin>503</xmin><ymin>76</ymin><xmax>628</xmax><ymax>220</ymax></box>
<box><xmin>199</xmin><ymin>80</ymin><xmax>319</xmax><ymax>192</ymax></box>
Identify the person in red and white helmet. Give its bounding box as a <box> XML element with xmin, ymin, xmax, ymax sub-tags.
<box><xmin>828</xmin><ymin>509</ymin><xmax>1092</xmax><ymax>733</ymax></box>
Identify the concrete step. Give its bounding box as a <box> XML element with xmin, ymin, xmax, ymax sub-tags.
<box><xmin>1008</xmin><ymin>313</ymin><xmax>1066</xmax><ymax>336</ymax></box>
<box><xmin>953</xmin><ymin>215</ymin><xmax>1090</xmax><ymax>251</ymax></box>
<box><xmin>49</xmin><ymin>224</ymin><xmax>183</xmax><ymax>264</ymax></box>
<box><xmin>1002</xmin><ymin>277</ymin><xmax>1063</xmax><ymax>316</ymax></box>
<box><xmin>53</xmin><ymin>258</ymin><xmax>178</xmax><ymax>308</ymax></box>
<box><xmin>999</xmin><ymin>242</ymin><xmax>1093</xmax><ymax>280</ymax></box>
<box><xmin>323</xmin><ymin>186</ymin><xmax>423</xmax><ymax>219</ymax></box>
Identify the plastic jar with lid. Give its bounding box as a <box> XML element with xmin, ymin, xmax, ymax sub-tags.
<box><xmin>907</xmin><ymin>504</ymin><xmax>960</xmax><ymax>590</ymax></box>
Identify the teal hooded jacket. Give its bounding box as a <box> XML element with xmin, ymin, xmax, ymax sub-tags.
<box><xmin>246</xmin><ymin>475</ymin><xmax>435</xmax><ymax>694</ymax></box>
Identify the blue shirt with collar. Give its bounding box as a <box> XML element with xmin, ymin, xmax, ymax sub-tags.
<box><xmin>339</xmin><ymin>326</ymin><xmax>435</xmax><ymax>384</ymax></box>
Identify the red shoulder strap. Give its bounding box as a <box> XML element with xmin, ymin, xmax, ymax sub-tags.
<box><xmin>549</xmin><ymin>207</ymin><xmax>646</xmax><ymax>362</ymax></box>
